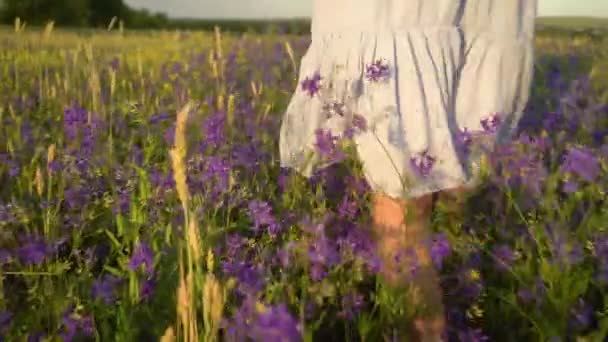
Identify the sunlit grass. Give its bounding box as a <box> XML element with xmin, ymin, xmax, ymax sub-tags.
<box><xmin>0</xmin><ymin>26</ymin><xmax>606</xmax><ymax>341</ymax></box>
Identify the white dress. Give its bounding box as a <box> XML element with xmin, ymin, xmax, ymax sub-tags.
<box><xmin>279</xmin><ymin>0</ymin><xmax>537</xmax><ymax>199</ymax></box>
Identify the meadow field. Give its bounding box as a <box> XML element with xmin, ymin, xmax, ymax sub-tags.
<box><xmin>0</xmin><ymin>24</ymin><xmax>607</xmax><ymax>341</ymax></box>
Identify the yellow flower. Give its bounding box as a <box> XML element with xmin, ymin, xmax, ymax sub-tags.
<box><xmin>466</xmin><ymin>304</ymin><xmax>484</xmax><ymax>320</ymax></box>
<box><xmin>467</xmin><ymin>269</ymin><xmax>481</xmax><ymax>282</ymax></box>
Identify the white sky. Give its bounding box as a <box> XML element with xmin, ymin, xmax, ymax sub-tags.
<box><xmin>124</xmin><ymin>0</ymin><xmax>608</xmax><ymax>19</ymax></box>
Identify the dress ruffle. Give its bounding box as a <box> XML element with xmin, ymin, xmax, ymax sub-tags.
<box><xmin>280</xmin><ymin>1</ymin><xmax>536</xmax><ymax>199</ymax></box>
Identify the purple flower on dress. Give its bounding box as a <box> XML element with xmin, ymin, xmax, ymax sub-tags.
<box><xmin>322</xmin><ymin>101</ymin><xmax>346</xmax><ymax>117</ymax></box>
<box><xmin>480</xmin><ymin>113</ymin><xmax>503</xmax><ymax>134</ymax></box>
<box><xmin>365</xmin><ymin>59</ymin><xmax>391</xmax><ymax>82</ymax></box>
<box><xmin>128</xmin><ymin>242</ymin><xmax>154</xmax><ymax>274</ymax></box>
<box><xmin>410</xmin><ymin>150</ymin><xmax>436</xmax><ymax>177</ymax></box>
<box><xmin>352</xmin><ymin>114</ymin><xmax>368</xmax><ymax>132</ymax></box>
<box><xmin>560</xmin><ymin>146</ymin><xmax>600</xmax><ymax>182</ymax></box>
<box><xmin>301</xmin><ymin>72</ymin><xmax>322</xmax><ymax>97</ymax></box>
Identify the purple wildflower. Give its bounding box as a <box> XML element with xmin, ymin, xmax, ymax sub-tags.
<box><xmin>410</xmin><ymin>150</ymin><xmax>436</xmax><ymax>177</ymax></box>
<box><xmin>457</xmin><ymin>328</ymin><xmax>490</xmax><ymax>342</ymax></box>
<box><xmin>202</xmin><ymin>110</ymin><xmax>226</xmax><ymax>148</ymax></box>
<box><xmin>339</xmin><ymin>292</ymin><xmax>365</xmax><ymax>320</ymax></box>
<box><xmin>109</xmin><ymin>57</ymin><xmax>119</xmax><ymax>71</ymax></box>
<box><xmin>560</xmin><ymin>147</ymin><xmax>600</xmax><ymax>182</ymax></box>
<box><xmin>314</xmin><ymin>129</ymin><xmax>346</xmax><ymax>163</ymax></box>
<box><xmin>430</xmin><ymin>233</ymin><xmax>451</xmax><ymax>269</ymax></box>
<box><xmin>562</xmin><ymin>179</ymin><xmax>579</xmax><ymax>193</ymax></box>
<box><xmin>113</xmin><ymin>190</ymin><xmax>130</xmax><ymax>215</ymax></box>
<box><xmin>163</xmin><ymin>124</ymin><xmax>176</xmax><ymax>145</ymax></box>
<box><xmin>140</xmin><ymin>277</ymin><xmax>156</xmax><ymax>302</ymax></box>
<box><xmin>17</xmin><ymin>235</ymin><xmax>52</xmax><ymax>265</ymax></box>
<box><xmin>0</xmin><ymin>249</ymin><xmax>12</xmax><ymax>265</ymax></box>
<box><xmin>365</xmin><ymin>59</ymin><xmax>391</xmax><ymax>82</ymax></box>
<box><xmin>517</xmin><ymin>288</ymin><xmax>535</xmax><ymax>304</ymax></box>
<box><xmin>276</xmin><ymin>243</ymin><xmax>294</xmax><ymax>269</ymax></box>
<box><xmin>92</xmin><ymin>274</ymin><xmax>122</xmax><ymax>304</ymax></box>
<box><xmin>301</xmin><ymin>72</ymin><xmax>322</xmax><ymax>97</ymax></box>
<box><xmin>149</xmin><ymin>112</ymin><xmax>171</xmax><ymax>125</ymax></box>
<box><xmin>456</xmin><ymin>128</ymin><xmax>473</xmax><ymax>154</ymax></box>
<box><xmin>309</xmin><ymin>264</ymin><xmax>327</xmax><ymax>281</ymax></box>
<box><xmin>492</xmin><ymin>245</ymin><xmax>516</xmax><ymax>272</ymax></box>
<box><xmin>0</xmin><ymin>311</ymin><xmax>12</xmax><ymax>332</ymax></box>
<box><xmin>248</xmin><ymin>200</ymin><xmax>280</xmax><ymax>235</ymax></box>
<box><xmin>249</xmin><ymin>304</ymin><xmax>302</xmax><ymax>342</ymax></box>
<box><xmin>27</xmin><ymin>332</ymin><xmax>46</xmax><ymax>342</ymax></box>
<box><xmin>202</xmin><ymin>156</ymin><xmax>232</xmax><ymax>197</ymax></box>
<box><xmin>128</xmin><ymin>242</ymin><xmax>154</xmax><ymax>274</ymax></box>
<box><xmin>308</xmin><ymin>235</ymin><xmax>340</xmax><ymax>267</ymax></box>
<box><xmin>337</xmin><ymin>196</ymin><xmax>358</xmax><ymax>220</ymax></box>
<box><xmin>309</xmin><ymin>263</ymin><xmax>328</xmax><ymax>281</ymax></box>
<box><xmin>224</xmin><ymin>234</ymin><xmax>248</xmax><ymax>259</ymax></box>
<box><xmin>222</xmin><ymin>261</ymin><xmax>265</xmax><ymax>295</ymax></box>
<box><xmin>570</xmin><ymin>298</ymin><xmax>593</xmax><ymax>331</ymax></box>
<box><xmin>60</xmin><ymin>307</ymin><xmax>95</xmax><ymax>342</ymax></box>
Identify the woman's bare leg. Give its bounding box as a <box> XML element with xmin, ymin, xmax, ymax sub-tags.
<box><xmin>372</xmin><ymin>193</ymin><xmax>445</xmax><ymax>341</ymax></box>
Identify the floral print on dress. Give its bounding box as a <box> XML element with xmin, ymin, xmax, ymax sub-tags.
<box><xmin>295</xmin><ymin>63</ymin><xmax>511</xmax><ymax>184</ymax></box>
<box><xmin>301</xmin><ymin>72</ymin><xmax>322</xmax><ymax>97</ymax></box>
<box><xmin>365</xmin><ymin>59</ymin><xmax>391</xmax><ymax>82</ymax></box>
<box><xmin>410</xmin><ymin>150</ymin><xmax>436</xmax><ymax>177</ymax></box>
<box><xmin>322</xmin><ymin>101</ymin><xmax>347</xmax><ymax>118</ymax></box>
<box><xmin>480</xmin><ymin>112</ymin><xmax>504</xmax><ymax>134</ymax></box>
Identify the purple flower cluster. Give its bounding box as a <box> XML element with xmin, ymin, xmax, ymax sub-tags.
<box><xmin>224</xmin><ymin>298</ymin><xmax>302</xmax><ymax>342</ymax></box>
<box><xmin>248</xmin><ymin>200</ymin><xmax>281</xmax><ymax>235</ymax></box>
<box><xmin>314</xmin><ymin>128</ymin><xmax>346</xmax><ymax>163</ymax></box>
<box><xmin>91</xmin><ymin>274</ymin><xmax>122</xmax><ymax>304</ymax></box>
<box><xmin>59</xmin><ymin>306</ymin><xmax>95</xmax><ymax>342</ymax></box>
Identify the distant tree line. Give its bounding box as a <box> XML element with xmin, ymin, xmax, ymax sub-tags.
<box><xmin>0</xmin><ymin>0</ymin><xmax>171</xmax><ymax>29</ymax></box>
